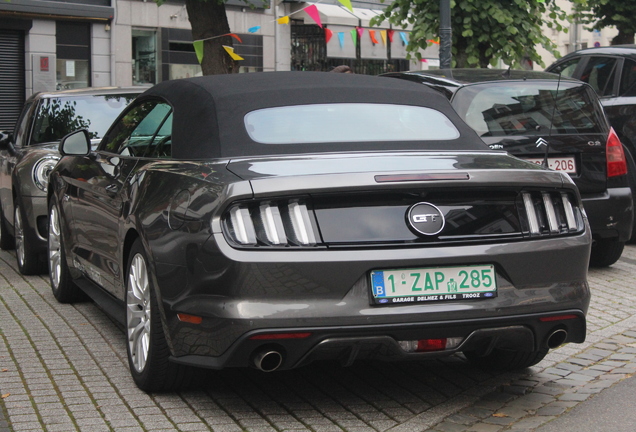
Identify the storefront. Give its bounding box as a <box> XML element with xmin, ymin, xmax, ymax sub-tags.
<box><xmin>289</xmin><ymin>1</ymin><xmax>438</xmax><ymax>74</ymax></box>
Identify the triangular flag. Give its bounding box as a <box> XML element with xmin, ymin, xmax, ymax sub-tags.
<box><xmin>380</xmin><ymin>30</ymin><xmax>387</xmax><ymax>46</ymax></box>
<box><xmin>387</xmin><ymin>29</ymin><xmax>394</xmax><ymax>43</ymax></box>
<box><xmin>357</xmin><ymin>27</ymin><xmax>364</xmax><ymax>38</ymax></box>
<box><xmin>337</xmin><ymin>0</ymin><xmax>353</xmax><ymax>12</ymax></box>
<box><xmin>277</xmin><ymin>16</ymin><xmax>290</xmax><ymax>25</ymax></box>
<box><xmin>229</xmin><ymin>33</ymin><xmax>242</xmax><ymax>43</ymax></box>
<box><xmin>369</xmin><ymin>30</ymin><xmax>379</xmax><ymax>45</ymax></box>
<box><xmin>248</xmin><ymin>26</ymin><xmax>261</xmax><ymax>33</ymax></box>
<box><xmin>223</xmin><ymin>46</ymin><xmax>244</xmax><ymax>61</ymax></box>
<box><xmin>325</xmin><ymin>28</ymin><xmax>333</xmax><ymax>43</ymax></box>
<box><xmin>400</xmin><ymin>32</ymin><xmax>408</xmax><ymax>45</ymax></box>
<box><xmin>305</xmin><ymin>5</ymin><xmax>322</xmax><ymax>28</ymax></box>
<box><xmin>193</xmin><ymin>40</ymin><xmax>204</xmax><ymax>64</ymax></box>
<box><xmin>338</xmin><ymin>32</ymin><xmax>345</xmax><ymax>49</ymax></box>
<box><xmin>350</xmin><ymin>29</ymin><xmax>357</xmax><ymax>45</ymax></box>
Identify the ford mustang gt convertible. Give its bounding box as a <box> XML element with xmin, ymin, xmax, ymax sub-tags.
<box><xmin>47</xmin><ymin>72</ymin><xmax>591</xmax><ymax>392</ymax></box>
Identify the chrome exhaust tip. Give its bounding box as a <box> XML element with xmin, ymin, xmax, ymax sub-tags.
<box><xmin>253</xmin><ymin>350</ymin><xmax>283</xmax><ymax>372</ymax></box>
<box><xmin>547</xmin><ymin>329</ymin><xmax>568</xmax><ymax>349</ymax></box>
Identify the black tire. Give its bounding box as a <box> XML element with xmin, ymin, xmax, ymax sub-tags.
<box><xmin>589</xmin><ymin>238</ymin><xmax>625</xmax><ymax>267</ymax></box>
<box><xmin>126</xmin><ymin>239</ymin><xmax>192</xmax><ymax>392</ymax></box>
<box><xmin>0</xmin><ymin>203</ymin><xmax>14</xmax><ymax>250</ymax></box>
<box><xmin>624</xmin><ymin>146</ymin><xmax>636</xmax><ymax>243</ymax></box>
<box><xmin>14</xmin><ymin>201</ymin><xmax>46</xmax><ymax>275</ymax></box>
<box><xmin>48</xmin><ymin>201</ymin><xmax>86</xmax><ymax>303</ymax></box>
<box><xmin>463</xmin><ymin>346</ymin><xmax>549</xmax><ymax>371</ymax></box>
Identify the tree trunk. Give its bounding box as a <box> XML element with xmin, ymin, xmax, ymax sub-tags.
<box><xmin>185</xmin><ymin>0</ymin><xmax>238</xmax><ymax>75</ymax></box>
<box><xmin>611</xmin><ymin>29</ymin><xmax>635</xmax><ymax>45</ymax></box>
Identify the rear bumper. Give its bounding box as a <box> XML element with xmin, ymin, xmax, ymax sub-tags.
<box><xmin>169</xmin><ymin>310</ymin><xmax>587</xmax><ymax>370</ymax></box>
<box><xmin>582</xmin><ymin>187</ymin><xmax>633</xmax><ymax>241</ymax></box>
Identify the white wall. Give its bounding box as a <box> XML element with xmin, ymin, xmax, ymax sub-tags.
<box><xmin>536</xmin><ymin>0</ymin><xmax>618</xmax><ymax>69</ymax></box>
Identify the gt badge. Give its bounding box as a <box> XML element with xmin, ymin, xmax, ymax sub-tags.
<box><xmin>407</xmin><ymin>202</ymin><xmax>445</xmax><ymax>236</ymax></box>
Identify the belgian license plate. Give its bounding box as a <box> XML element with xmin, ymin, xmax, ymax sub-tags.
<box><xmin>370</xmin><ymin>265</ymin><xmax>497</xmax><ymax>304</ymax></box>
<box><xmin>523</xmin><ymin>156</ymin><xmax>576</xmax><ymax>174</ymax></box>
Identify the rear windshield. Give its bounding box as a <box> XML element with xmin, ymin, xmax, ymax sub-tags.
<box><xmin>244</xmin><ymin>103</ymin><xmax>460</xmax><ymax>144</ymax></box>
<box><xmin>31</xmin><ymin>94</ymin><xmax>137</xmax><ymax>145</ymax></box>
<box><xmin>451</xmin><ymin>82</ymin><xmax>605</xmax><ymax>137</ymax></box>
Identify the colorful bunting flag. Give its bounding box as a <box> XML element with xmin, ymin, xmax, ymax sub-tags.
<box><xmin>399</xmin><ymin>32</ymin><xmax>408</xmax><ymax>45</ymax></box>
<box><xmin>193</xmin><ymin>40</ymin><xmax>204</xmax><ymax>64</ymax></box>
<box><xmin>305</xmin><ymin>5</ymin><xmax>322</xmax><ymax>28</ymax></box>
<box><xmin>369</xmin><ymin>30</ymin><xmax>379</xmax><ymax>45</ymax></box>
<box><xmin>338</xmin><ymin>32</ymin><xmax>345</xmax><ymax>49</ymax></box>
<box><xmin>223</xmin><ymin>46</ymin><xmax>244</xmax><ymax>61</ymax></box>
<box><xmin>277</xmin><ymin>16</ymin><xmax>290</xmax><ymax>24</ymax></box>
<box><xmin>357</xmin><ymin>27</ymin><xmax>364</xmax><ymax>38</ymax></box>
<box><xmin>337</xmin><ymin>0</ymin><xmax>353</xmax><ymax>12</ymax></box>
<box><xmin>248</xmin><ymin>26</ymin><xmax>261</xmax><ymax>33</ymax></box>
<box><xmin>380</xmin><ymin>30</ymin><xmax>387</xmax><ymax>46</ymax></box>
<box><xmin>350</xmin><ymin>29</ymin><xmax>357</xmax><ymax>45</ymax></box>
<box><xmin>387</xmin><ymin>29</ymin><xmax>394</xmax><ymax>43</ymax></box>
<box><xmin>229</xmin><ymin>33</ymin><xmax>242</xmax><ymax>43</ymax></box>
<box><xmin>325</xmin><ymin>28</ymin><xmax>333</xmax><ymax>43</ymax></box>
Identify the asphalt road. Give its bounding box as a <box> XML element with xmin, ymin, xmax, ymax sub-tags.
<box><xmin>2</xmin><ymin>245</ymin><xmax>636</xmax><ymax>432</ymax></box>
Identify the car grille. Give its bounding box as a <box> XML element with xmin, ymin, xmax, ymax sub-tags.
<box><xmin>222</xmin><ymin>189</ymin><xmax>585</xmax><ymax>248</ymax></box>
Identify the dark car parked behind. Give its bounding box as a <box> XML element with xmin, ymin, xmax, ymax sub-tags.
<box><xmin>0</xmin><ymin>87</ymin><xmax>142</xmax><ymax>275</ymax></box>
<box><xmin>383</xmin><ymin>69</ymin><xmax>633</xmax><ymax>267</ymax></box>
<box><xmin>547</xmin><ymin>45</ymin><xmax>636</xmax><ymax>241</ymax></box>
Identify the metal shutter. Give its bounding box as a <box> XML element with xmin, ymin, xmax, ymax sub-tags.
<box><xmin>0</xmin><ymin>30</ymin><xmax>25</xmax><ymax>132</ymax></box>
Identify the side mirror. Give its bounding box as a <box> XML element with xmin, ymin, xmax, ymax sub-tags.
<box><xmin>0</xmin><ymin>130</ymin><xmax>13</xmax><ymax>148</ymax></box>
<box><xmin>59</xmin><ymin>129</ymin><xmax>90</xmax><ymax>156</ymax></box>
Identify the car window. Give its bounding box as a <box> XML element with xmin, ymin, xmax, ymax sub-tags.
<box><xmin>620</xmin><ymin>59</ymin><xmax>636</xmax><ymax>97</ymax></box>
<box><xmin>13</xmin><ymin>102</ymin><xmax>34</xmax><ymax>147</ymax></box>
<box><xmin>30</xmin><ymin>94</ymin><xmax>137</xmax><ymax>145</ymax></box>
<box><xmin>244</xmin><ymin>103</ymin><xmax>460</xmax><ymax>144</ymax></box>
<box><xmin>101</xmin><ymin>101</ymin><xmax>172</xmax><ymax>157</ymax></box>
<box><xmin>578</xmin><ymin>56</ymin><xmax>617</xmax><ymax>97</ymax></box>
<box><xmin>452</xmin><ymin>82</ymin><xmax>604</xmax><ymax>137</ymax></box>
<box><xmin>549</xmin><ymin>57</ymin><xmax>582</xmax><ymax>78</ymax></box>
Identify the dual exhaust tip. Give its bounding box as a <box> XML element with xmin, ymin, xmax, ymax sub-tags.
<box><xmin>253</xmin><ymin>349</ymin><xmax>283</xmax><ymax>372</ymax></box>
<box><xmin>547</xmin><ymin>328</ymin><xmax>568</xmax><ymax>349</ymax></box>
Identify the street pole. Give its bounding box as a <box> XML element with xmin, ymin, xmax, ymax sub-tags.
<box><xmin>439</xmin><ymin>0</ymin><xmax>452</xmax><ymax>69</ymax></box>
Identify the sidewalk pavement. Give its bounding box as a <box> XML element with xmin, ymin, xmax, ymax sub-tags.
<box><xmin>2</xmin><ymin>246</ymin><xmax>636</xmax><ymax>431</ymax></box>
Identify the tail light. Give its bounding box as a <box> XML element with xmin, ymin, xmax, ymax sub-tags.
<box><xmin>224</xmin><ymin>200</ymin><xmax>320</xmax><ymax>247</ymax></box>
<box><xmin>607</xmin><ymin>127</ymin><xmax>628</xmax><ymax>178</ymax></box>
<box><xmin>521</xmin><ymin>190</ymin><xmax>584</xmax><ymax>236</ymax></box>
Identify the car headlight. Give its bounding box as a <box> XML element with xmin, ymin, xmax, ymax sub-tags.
<box><xmin>32</xmin><ymin>156</ymin><xmax>60</xmax><ymax>192</ymax></box>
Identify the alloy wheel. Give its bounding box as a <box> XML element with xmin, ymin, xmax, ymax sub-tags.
<box><xmin>14</xmin><ymin>206</ymin><xmax>24</xmax><ymax>267</ymax></box>
<box><xmin>127</xmin><ymin>253</ymin><xmax>151</xmax><ymax>373</ymax></box>
<box><xmin>48</xmin><ymin>205</ymin><xmax>62</xmax><ymax>289</ymax></box>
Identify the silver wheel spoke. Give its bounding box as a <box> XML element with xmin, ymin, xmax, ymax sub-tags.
<box><xmin>15</xmin><ymin>207</ymin><xmax>24</xmax><ymax>265</ymax></box>
<box><xmin>126</xmin><ymin>252</ymin><xmax>151</xmax><ymax>373</ymax></box>
<box><xmin>48</xmin><ymin>206</ymin><xmax>62</xmax><ymax>288</ymax></box>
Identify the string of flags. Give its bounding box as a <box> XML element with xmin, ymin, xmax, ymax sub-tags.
<box><xmin>192</xmin><ymin>0</ymin><xmax>425</xmax><ymax>63</ymax></box>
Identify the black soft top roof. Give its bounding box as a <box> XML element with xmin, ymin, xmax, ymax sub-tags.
<box><xmin>139</xmin><ymin>71</ymin><xmax>489</xmax><ymax>159</ymax></box>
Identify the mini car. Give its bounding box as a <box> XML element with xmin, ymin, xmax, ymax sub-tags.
<box><xmin>547</xmin><ymin>45</ymin><xmax>636</xmax><ymax>240</ymax></box>
<box><xmin>383</xmin><ymin>69</ymin><xmax>633</xmax><ymax>267</ymax></box>
<box><xmin>0</xmin><ymin>87</ymin><xmax>142</xmax><ymax>274</ymax></box>
<box><xmin>48</xmin><ymin>72</ymin><xmax>591</xmax><ymax>392</ymax></box>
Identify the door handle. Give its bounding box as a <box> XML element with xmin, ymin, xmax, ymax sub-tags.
<box><xmin>104</xmin><ymin>184</ymin><xmax>119</xmax><ymax>196</ymax></box>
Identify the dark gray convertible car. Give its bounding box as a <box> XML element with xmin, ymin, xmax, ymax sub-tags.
<box><xmin>48</xmin><ymin>72</ymin><xmax>591</xmax><ymax>392</ymax></box>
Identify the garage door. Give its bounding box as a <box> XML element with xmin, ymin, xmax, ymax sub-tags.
<box><xmin>0</xmin><ymin>30</ymin><xmax>25</xmax><ymax>132</ymax></box>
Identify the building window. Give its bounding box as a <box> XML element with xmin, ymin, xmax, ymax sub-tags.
<box><xmin>160</xmin><ymin>28</ymin><xmax>262</xmax><ymax>81</ymax></box>
<box><xmin>56</xmin><ymin>21</ymin><xmax>90</xmax><ymax>90</ymax></box>
<box><xmin>133</xmin><ymin>29</ymin><xmax>157</xmax><ymax>85</ymax></box>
